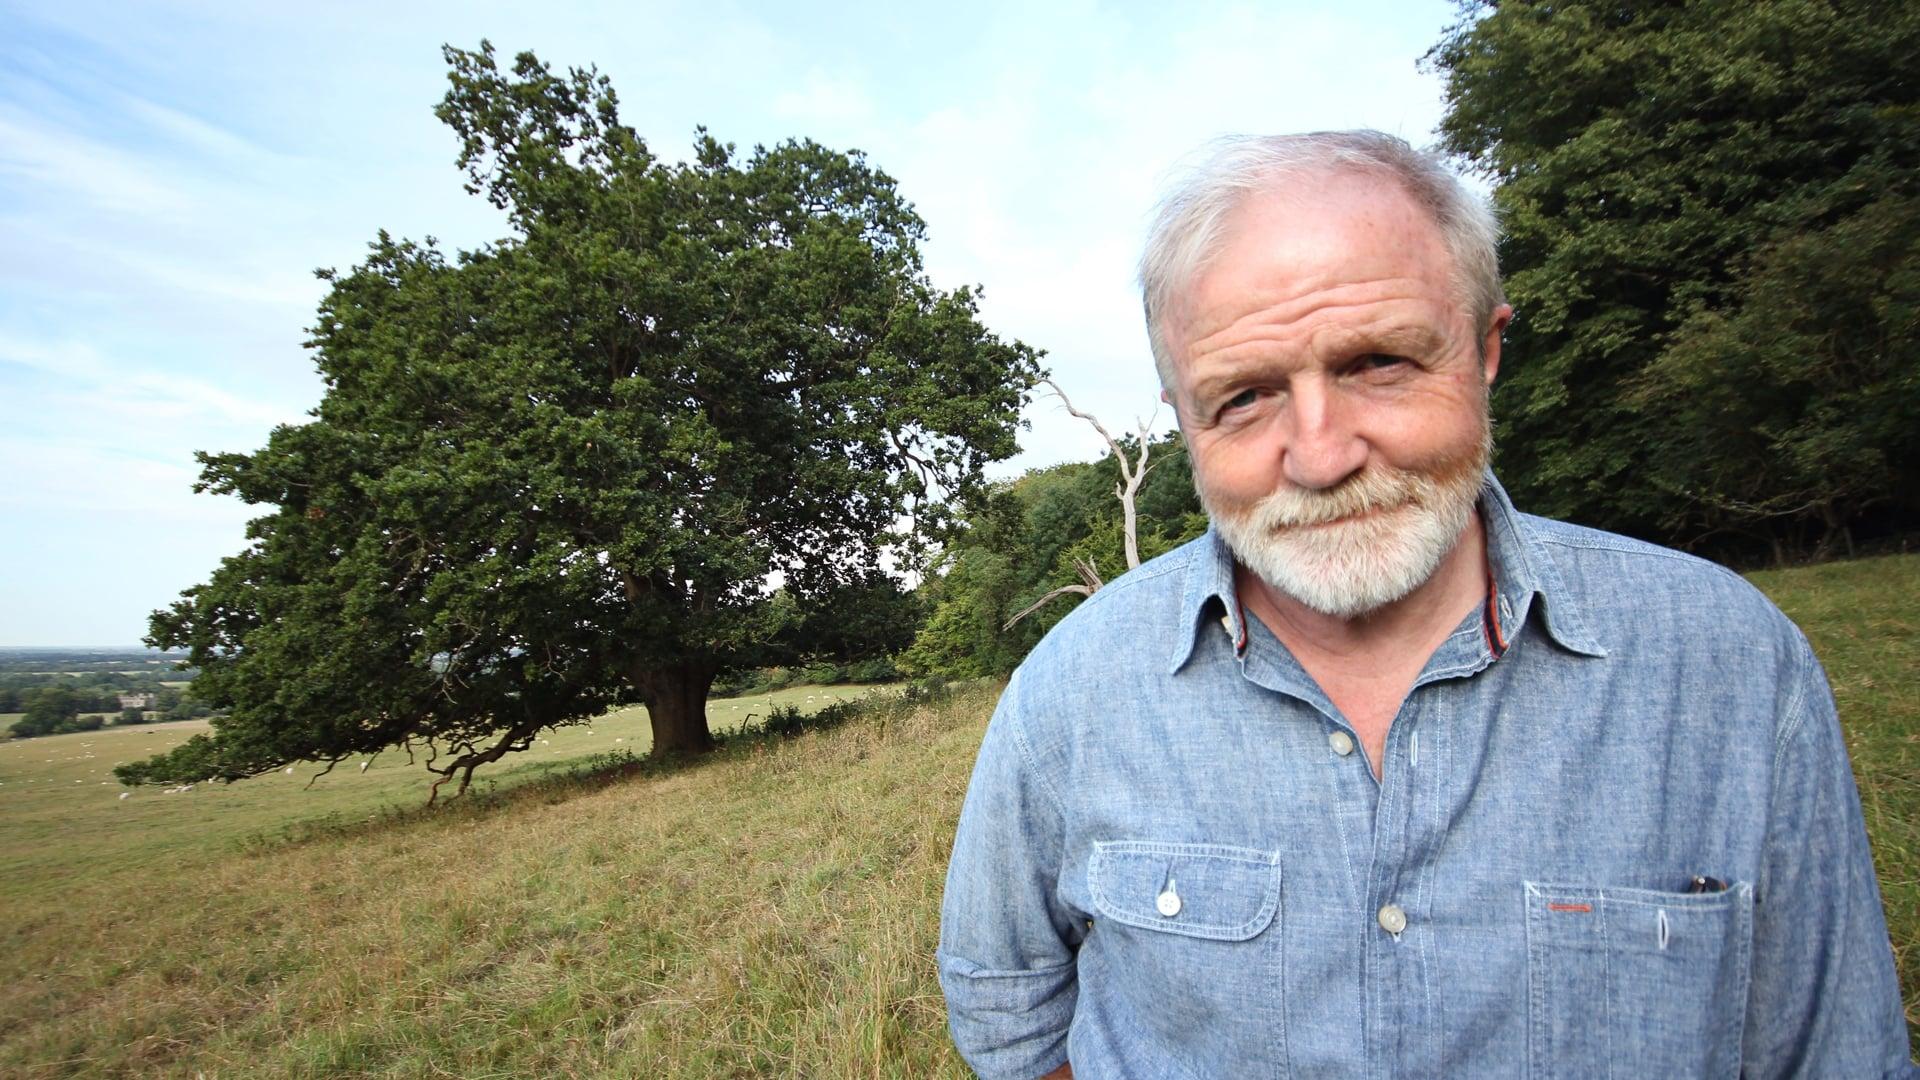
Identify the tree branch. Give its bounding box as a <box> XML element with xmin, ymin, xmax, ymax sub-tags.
<box><xmin>1039</xmin><ymin>377</ymin><xmax>1154</xmax><ymax>570</ymax></box>
<box><xmin>1003</xmin><ymin>584</ymin><xmax>1095</xmax><ymax>630</ymax></box>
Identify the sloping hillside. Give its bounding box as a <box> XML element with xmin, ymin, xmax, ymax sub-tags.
<box><xmin>1</xmin><ymin>554</ymin><xmax>1914</xmax><ymax>1075</ymax></box>
<box><xmin>0</xmin><ymin>684</ymin><xmax>994</xmax><ymax>1077</ymax></box>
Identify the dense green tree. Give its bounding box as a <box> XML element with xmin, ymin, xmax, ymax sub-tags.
<box><xmin>1635</xmin><ymin>193</ymin><xmax>1920</xmax><ymax>557</ymax></box>
<box><xmin>12</xmin><ymin>687</ymin><xmax>79</xmax><ymax>738</ymax></box>
<box><xmin>119</xmin><ymin>43</ymin><xmax>1038</xmax><ymax>799</ymax></box>
<box><xmin>1429</xmin><ymin>0</ymin><xmax>1920</xmax><ymax>557</ymax></box>
<box><xmin>904</xmin><ymin>431</ymin><xmax>1204</xmax><ymax>679</ymax></box>
<box><xmin>775</xmin><ymin>574</ymin><xmax>923</xmax><ymax>666</ymax></box>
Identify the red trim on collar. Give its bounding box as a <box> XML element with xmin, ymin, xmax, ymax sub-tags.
<box><xmin>1483</xmin><ymin>555</ymin><xmax>1508</xmax><ymax>658</ymax></box>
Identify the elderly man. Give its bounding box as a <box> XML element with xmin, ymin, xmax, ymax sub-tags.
<box><xmin>937</xmin><ymin>131</ymin><xmax>1913</xmax><ymax>1079</ymax></box>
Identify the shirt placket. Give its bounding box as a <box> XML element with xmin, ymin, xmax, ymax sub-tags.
<box><xmin>1364</xmin><ymin>685</ymin><xmax>1440</xmax><ymax>1080</ymax></box>
<box><xmin>1233</xmin><ymin>602</ymin><xmax>1497</xmax><ymax>1079</ymax></box>
<box><xmin>1373</xmin><ymin>621</ymin><xmax>1498</xmax><ymax>1080</ymax></box>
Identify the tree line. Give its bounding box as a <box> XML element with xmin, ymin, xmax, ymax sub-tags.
<box><xmin>1429</xmin><ymin>0</ymin><xmax>1919</xmax><ymax>563</ymax></box>
<box><xmin>5</xmin><ymin>681</ymin><xmax>215</xmax><ymax>739</ymax></box>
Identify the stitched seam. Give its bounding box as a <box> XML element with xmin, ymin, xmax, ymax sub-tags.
<box><xmin>1770</xmin><ymin>633</ymin><xmax>1816</xmax><ymax>760</ymax></box>
<box><xmin>1534</xmin><ymin>534</ymin><xmax>1749</xmax><ymax>587</ymax></box>
<box><xmin>1005</xmin><ymin>676</ymin><xmax>1070</xmax><ymax>826</ymax></box>
<box><xmin>936</xmin><ymin>954</ymin><xmax>1078</xmax><ymax>980</ymax></box>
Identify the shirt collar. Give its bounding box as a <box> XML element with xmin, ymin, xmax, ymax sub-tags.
<box><xmin>1167</xmin><ymin>470</ymin><xmax>1608</xmax><ymax>674</ymax></box>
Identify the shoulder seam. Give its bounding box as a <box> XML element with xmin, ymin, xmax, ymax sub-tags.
<box><xmin>1004</xmin><ymin>674</ymin><xmax>1069</xmax><ymax>823</ymax></box>
<box><xmin>1769</xmin><ymin>630</ymin><xmax>1818</xmax><ymax>761</ymax></box>
<box><xmin>1534</xmin><ymin>532</ymin><xmax>1749</xmax><ymax>585</ymax></box>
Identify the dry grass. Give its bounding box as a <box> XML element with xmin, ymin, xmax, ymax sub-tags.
<box><xmin>0</xmin><ymin>554</ymin><xmax>1914</xmax><ymax>1074</ymax></box>
<box><xmin>0</xmin><ymin>682</ymin><xmax>986</xmax><ymax>1078</ymax></box>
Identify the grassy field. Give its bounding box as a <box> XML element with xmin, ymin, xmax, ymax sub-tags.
<box><xmin>0</xmin><ymin>684</ymin><xmax>887</xmax><ymax>905</ymax></box>
<box><xmin>1750</xmin><ymin>551</ymin><xmax>1918</xmax><ymax>1052</ymax></box>
<box><xmin>0</xmin><ymin>555</ymin><xmax>1914</xmax><ymax>1075</ymax></box>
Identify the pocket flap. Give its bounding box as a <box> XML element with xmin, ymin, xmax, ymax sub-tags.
<box><xmin>1090</xmin><ymin>841</ymin><xmax>1280</xmax><ymax>941</ymax></box>
<box><xmin>1525</xmin><ymin>881</ymin><xmax>1753</xmax><ymax>959</ymax></box>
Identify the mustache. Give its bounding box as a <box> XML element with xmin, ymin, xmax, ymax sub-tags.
<box><xmin>1198</xmin><ymin>423</ymin><xmax>1494</xmax><ymax>531</ymax></box>
<box><xmin>1244</xmin><ymin>467</ymin><xmax>1428</xmax><ymax>529</ymax></box>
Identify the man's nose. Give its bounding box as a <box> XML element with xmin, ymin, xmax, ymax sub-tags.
<box><xmin>1281</xmin><ymin>379</ymin><xmax>1367</xmax><ymax>490</ymax></box>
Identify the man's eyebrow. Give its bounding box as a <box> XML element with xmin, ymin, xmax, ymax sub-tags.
<box><xmin>1360</xmin><ymin>324</ymin><xmax>1446</xmax><ymax>354</ymax></box>
<box><xmin>1184</xmin><ymin>325</ymin><xmax>1449</xmax><ymax>403</ymax></box>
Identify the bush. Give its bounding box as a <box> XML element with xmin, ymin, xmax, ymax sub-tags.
<box><xmin>799</xmin><ymin>661</ymin><xmax>845</xmax><ymax>685</ymax></box>
<box><xmin>733</xmin><ymin>699</ymin><xmax>861</xmax><ymax>741</ymax></box>
<box><xmin>844</xmin><ymin>657</ymin><xmax>899</xmax><ymax>683</ymax></box>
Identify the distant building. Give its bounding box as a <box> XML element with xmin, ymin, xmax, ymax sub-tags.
<box><xmin>118</xmin><ymin>693</ymin><xmax>155</xmax><ymax>709</ymax></box>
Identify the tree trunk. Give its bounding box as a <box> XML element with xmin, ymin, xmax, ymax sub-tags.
<box><xmin>633</xmin><ymin>661</ymin><xmax>718</xmax><ymax>757</ymax></box>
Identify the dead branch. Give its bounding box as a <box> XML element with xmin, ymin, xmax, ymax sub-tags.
<box><xmin>1004</xmin><ymin>584</ymin><xmax>1094</xmax><ymax>630</ymax></box>
<box><xmin>1039</xmin><ymin>377</ymin><xmax>1154</xmax><ymax>570</ymax></box>
<box><xmin>1004</xmin><ymin>558</ymin><xmax>1106</xmax><ymax>630</ymax></box>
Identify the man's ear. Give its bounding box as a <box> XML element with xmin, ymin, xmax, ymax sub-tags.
<box><xmin>1481</xmin><ymin>304</ymin><xmax>1514</xmax><ymax>387</ymax></box>
<box><xmin>1159</xmin><ymin>388</ymin><xmax>1172</xmax><ymax>404</ymax></box>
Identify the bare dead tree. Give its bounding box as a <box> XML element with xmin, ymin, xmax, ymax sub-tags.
<box><xmin>1004</xmin><ymin>378</ymin><xmax>1160</xmax><ymax>630</ymax></box>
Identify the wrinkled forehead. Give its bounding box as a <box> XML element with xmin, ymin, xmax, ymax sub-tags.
<box><xmin>1164</xmin><ymin>175</ymin><xmax>1460</xmax><ymax>341</ymax></box>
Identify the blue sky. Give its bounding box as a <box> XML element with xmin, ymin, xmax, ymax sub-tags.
<box><xmin>0</xmin><ymin>0</ymin><xmax>1460</xmax><ymax>645</ymax></box>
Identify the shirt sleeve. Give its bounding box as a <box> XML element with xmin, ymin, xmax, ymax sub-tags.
<box><xmin>1741</xmin><ymin>636</ymin><xmax>1917</xmax><ymax>1078</ymax></box>
<box><xmin>938</xmin><ymin>670</ymin><xmax>1083</xmax><ymax>1079</ymax></box>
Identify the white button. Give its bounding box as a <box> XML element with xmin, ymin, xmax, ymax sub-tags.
<box><xmin>1329</xmin><ymin>730</ymin><xmax>1355</xmax><ymax>757</ymax></box>
<box><xmin>1378</xmin><ymin>903</ymin><xmax>1408</xmax><ymax>934</ymax></box>
<box><xmin>1156</xmin><ymin>888</ymin><xmax>1182</xmax><ymax>918</ymax></box>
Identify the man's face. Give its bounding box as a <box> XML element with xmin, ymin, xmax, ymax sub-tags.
<box><xmin>1163</xmin><ymin>174</ymin><xmax>1509</xmax><ymax>618</ymax></box>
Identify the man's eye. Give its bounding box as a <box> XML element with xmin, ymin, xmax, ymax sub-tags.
<box><xmin>1359</xmin><ymin>353</ymin><xmax>1410</xmax><ymax>371</ymax></box>
<box><xmin>1223</xmin><ymin>389</ymin><xmax>1258</xmax><ymax>410</ymax></box>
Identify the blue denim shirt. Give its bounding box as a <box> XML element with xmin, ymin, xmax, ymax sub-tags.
<box><xmin>938</xmin><ymin>475</ymin><xmax>1914</xmax><ymax>1079</ymax></box>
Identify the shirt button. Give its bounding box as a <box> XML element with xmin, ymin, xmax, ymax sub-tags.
<box><xmin>1378</xmin><ymin>903</ymin><xmax>1408</xmax><ymax>934</ymax></box>
<box><xmin>1156</xmin><ymin>889</ymin><xmax>1182</xmax><ymax>917</ymax></box>
<box><xmin>1329</xmin><ymin>730</ymin><xmax>1355</xmax><ymax>757</ymax></box>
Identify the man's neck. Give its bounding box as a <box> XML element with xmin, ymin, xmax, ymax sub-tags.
<box><xmin>1236</xmin><ymin>511</ymin><xmax>1490</xmax><ymax>778</ymax></box>
<box><xmin>1235</xmin><ymin>510</ymin><xmax>1490</xmax><ymax>669</ymax></box>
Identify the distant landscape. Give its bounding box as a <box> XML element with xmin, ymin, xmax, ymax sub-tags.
<box><xmin>0</xmin><ymin>648</ymin><xmax>210</xmax><ymax>742</ymax></box>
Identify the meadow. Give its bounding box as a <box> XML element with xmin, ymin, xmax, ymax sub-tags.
<box><xmin>0</xmin><ymin>555</ymin><xmax>1914</xmax><ymax>1076</ymax></box>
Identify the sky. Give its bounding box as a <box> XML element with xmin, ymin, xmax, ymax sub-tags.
<box><xmin>0</xmin><ymin>0</ymin><xmax>1462</xmax><ymax>646</ymax></box>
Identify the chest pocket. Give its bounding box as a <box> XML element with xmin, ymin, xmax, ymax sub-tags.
<box><xmin>1083</xmin><ymin>841</ymin><xmax>1285</xmax><ymax>1077</ymax></box>
<box><xmin>1525</xmin><ymin>881</ymin><xmax>1753</xmax><ymax>1080</ymax></box>
<box><xmin>1090</xmin><ymin>840</ymin><xmax>1280</xmax><ymax>939</ymax></box>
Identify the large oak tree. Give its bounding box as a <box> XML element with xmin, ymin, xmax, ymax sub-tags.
<box><xmin>118</xmin><ymin>43</ymin><xmax>1039</xmax><ymax>799</ymax></box>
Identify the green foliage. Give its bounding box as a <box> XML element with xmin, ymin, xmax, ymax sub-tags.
<box><xmin>1430</xmin><ymin>0</ymin><xmax>1920</xmax><ymax>558</ymax></box>
<box><xmin>903</xmin><ymin>431</ymin><xmax>1206</xmax><ymax>679</ymax></box>
<box><xmin>11</xmin><ymin>687</ymin><xmax>79</xmax><ymax>738</ymax></box>
<box><xmin>1636</xmin><ymin>194</ymin><xmax>1920</xmax><ymax>557</ymax></box>
<box><xmin>122</xmin><ymin>42</ymin><xmax>1038</xmax><ymax>794</ymax></box>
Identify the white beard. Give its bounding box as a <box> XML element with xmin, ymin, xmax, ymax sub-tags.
<box><xmin>1200</xmin><ymin>435</ymin><xmax>1488</xmax><ymax>619</ymax></box>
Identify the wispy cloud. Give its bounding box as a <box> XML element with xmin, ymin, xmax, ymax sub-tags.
<box><xmin>0</xmin><ymin>337</ymin><xmax>305</xmax><ymax>432</ymax></box>
<box><xmin>772</xmin><ymin>69</ymin><xmax>877</xmax><ymax>128</ymax></box>
<box><xmin>0</xmin><ymin>106</ymin><xmax>191</xmax><ymax>217</ymax></box>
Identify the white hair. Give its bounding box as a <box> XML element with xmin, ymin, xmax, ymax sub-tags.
<box><xmin>1138</xmin><ymin>131</ymin><xmax>1504</xmax><ymax>388</ymax></box>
